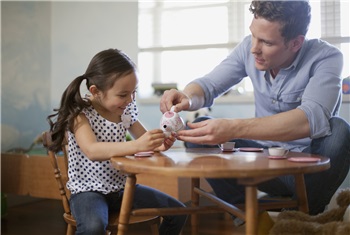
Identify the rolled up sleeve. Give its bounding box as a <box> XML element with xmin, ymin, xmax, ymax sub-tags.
<box><xmin>298</xmin><ymin>44</ymin><xmax>343</xmax><ymax>139</ymax></box>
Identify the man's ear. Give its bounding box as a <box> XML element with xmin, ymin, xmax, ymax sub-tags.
<box><xmin>290</xmin><ymin>35</ymin><xmax>305</xmax><ymax>52</ymax></box>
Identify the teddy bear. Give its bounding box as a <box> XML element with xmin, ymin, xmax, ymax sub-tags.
<box><xmin>269</xmin><ymin>189</ymin><xmax>350</xmax><ymax>235</ymax></box>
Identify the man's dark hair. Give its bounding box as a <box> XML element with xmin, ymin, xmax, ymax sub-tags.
<box><xmin>249</xmin><ymin>1</ymin><xmax>311</xmax><ymax>42</ymax></box>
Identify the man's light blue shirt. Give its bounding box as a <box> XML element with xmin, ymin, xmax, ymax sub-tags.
<box><xmin>192</xmin><ymin>35</ymin><xmax>343</xmax><ymax>151</ymax></box>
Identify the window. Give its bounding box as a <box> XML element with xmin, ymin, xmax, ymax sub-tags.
<box><xmin>138</xmin><ymin>0</ymin><xmax>350</xmax><ymax>98</ymax></box>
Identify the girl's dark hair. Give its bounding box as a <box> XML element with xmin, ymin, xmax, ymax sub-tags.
<box><xmin>47</xmin><ymin>49</ymin><xmax>136</xmax><ymax>152</ymax></box>
<box><xmin>249</xmin><ymin>1</ymin><xmax>311</xmax><ymax>42</ymax></box>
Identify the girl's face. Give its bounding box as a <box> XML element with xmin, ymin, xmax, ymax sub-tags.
<box><xmin>97</xmin><ymin>72</ymin><xmax>138</xmax><ymax>116</ymax></box>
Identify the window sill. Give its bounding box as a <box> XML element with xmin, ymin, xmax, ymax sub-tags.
<box><xmin>138</xmin><ymin>93</ymin><xmax>255</xmax><ymax>105</ymax></box>
<box><xmin>138</xmin><ymin>94</ymin><xmax>350</xmax><ymax>105</ymax></box>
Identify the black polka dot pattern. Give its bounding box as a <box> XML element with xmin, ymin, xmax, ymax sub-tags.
<box><xmin>66</xmin><ymin>101</ymin><xmax>139</xmax><ymax>194</ymax></box>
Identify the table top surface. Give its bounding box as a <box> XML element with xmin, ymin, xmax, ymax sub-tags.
<box><xmin>110</xmin><ymin>148</ymin><xmax>330</xmax><ymax>178</ymax></box>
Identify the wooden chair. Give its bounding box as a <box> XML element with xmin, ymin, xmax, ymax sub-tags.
<box><xmin>42</xmin><ymin>131</ymin><xmax>160</xmax><ymax>235</ymax></box>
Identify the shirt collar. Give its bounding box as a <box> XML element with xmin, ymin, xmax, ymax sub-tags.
<box><xmin>285</xmin><ymin>38</ymin><xmax>309</xmax><ymax>71</ymax></box>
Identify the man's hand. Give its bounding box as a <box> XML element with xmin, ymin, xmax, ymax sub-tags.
<box><xmin>160</xmin><ymin>89</ymin><xmax>191</xmax><ymax>113</ymax></box>
<box><xmin>176</xmin><ymin>118</ymin><xmax>237</xmax><ymax>145</ymax></box>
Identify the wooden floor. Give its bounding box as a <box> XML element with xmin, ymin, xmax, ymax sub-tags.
<box><xmin>1</xmin><ymin>196</ymin><xmax>246</xmax><ymax>235</ymax></box>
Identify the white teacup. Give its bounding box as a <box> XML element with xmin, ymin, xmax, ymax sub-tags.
<box><xmin>268</xmin><ymin>147</ymin><xmax>289</xmax><ymax>156</ymax></box>
<box><xmin>220</xmin><ymin>142</ymin><xmax>236</xmax><ymax>151</ymax></box>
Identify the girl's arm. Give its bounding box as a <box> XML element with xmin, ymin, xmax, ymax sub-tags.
<box><xmin>128</xmin><ymin>120</ymin><xmax>148</xmax><ymax>139</ymax></box>
<box><xmin>128</xmin><ymin>120</ymin><xmax>176</xmax><ymax>152</ymax></box>
<box><xmin>73</xmin><ymin>114</ymin><xmax>165</xmax><ymax>161</ymax></box>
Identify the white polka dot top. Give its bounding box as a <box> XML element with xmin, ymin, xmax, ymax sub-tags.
<box><xmin>66</xmin><ymin>100</ymin><xmax>139</xmax><ymax>195</ymax></box>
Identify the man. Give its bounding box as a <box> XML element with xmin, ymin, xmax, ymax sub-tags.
<box><xmin>160</xmin><ymin>0</ymin><xmax>350</xmax><ymax>217</ymax></box>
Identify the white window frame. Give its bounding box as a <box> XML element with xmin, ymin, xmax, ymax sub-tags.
<box><xmin>137</xmin><ymin>0</ymin><xmax>350</xmax><ymax>99</ymax></box>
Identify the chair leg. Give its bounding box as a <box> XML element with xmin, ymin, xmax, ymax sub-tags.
<box><xmin>117</xmin><ymin>174</ymin><xmax>137</xmax><ymax>235</ymax></box>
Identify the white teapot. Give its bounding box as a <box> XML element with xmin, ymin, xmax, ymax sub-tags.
<box><xmin>160</xmin><ymin>106</ymin><xmax>185</xmax><ymax>137</ymax></box>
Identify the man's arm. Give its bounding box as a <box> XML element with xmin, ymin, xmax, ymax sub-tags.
<box><xmin>177</xmin><ymin>108</ymin><xmax>310</xmax><ymax>145</ymax></box>
<box><xmin>235</xmin><ymin>108</ymin><xmax>310</xmax><ymax>141</ymax></box>
<box><xmin>182</xmin><ymin>83</ymin><xmax>206</xmax><ymax>111</ymax></box>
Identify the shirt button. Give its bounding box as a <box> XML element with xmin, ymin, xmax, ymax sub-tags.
<box><xmin>272</xmin><ymin>99</ymin><xmax>276</xmax><ymax>104</ymax></box>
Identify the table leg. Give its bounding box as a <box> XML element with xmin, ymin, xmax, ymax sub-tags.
<box><xmin>294</xmin><ymin>174</ymin><xmax>309</xmax><ymax>213</ymax></box>
<box><xmin>245</xmin><ymin>186</ymin><xmax>258</xmax><ymax>235</ymax></box>
<box><xmin>191</xmin><ymin>178</ymin><xmax>200</xmax><ymax>235</ymax></box>
<box><xmin>117</xmin><ymin>174</ymin><xmax>137</xmax><ymax>235</ymax></box>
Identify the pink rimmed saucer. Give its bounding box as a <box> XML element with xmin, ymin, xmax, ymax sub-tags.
<box><xmin>134</xmin><ymin>151</ymin><xmax>154</xmax><ymax>157</ymax></box>
<box><xmin>268</xmin><ymin>155</ymin><xmax>287</xmax><ymax>160</ymax></box>
<box><xmin>239</xmin><ymin>147</ymin><xmax>264</xmax><ymax>152</ymax></box>
<box><xmin>288</xmin><ymin>157</ymin><xmax>321</xmax><ymax>163</ymax></box>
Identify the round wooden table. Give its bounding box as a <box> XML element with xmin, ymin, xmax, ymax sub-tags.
<box><xmin>111</xmin><ymin>148</ymin><xmax>330</xmax><ymax>235</ymax></box>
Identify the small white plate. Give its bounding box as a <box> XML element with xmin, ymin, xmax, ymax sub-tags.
<box><xmin>220</xmin><ymin>148</ymin><xmax>238</xmax><ymax>152</ymax></box>
<box><xmin>268</xmin><ymin>155</ymin><xmax>287</xmax><ymax>160</ymax></box>
<box><xmin>134</xmin><ymin>151</ymin><xmax>154</xmax><ymax>157</ymax></box>
<box><xmin>288</xmin><ymin>157</ymin><xmax>321</xmax><ymax>163</ymax></box>
<box><xmin>239</xmin><ymin>147</ymin><xmax>264</xmax><ymax>152</ymax></box>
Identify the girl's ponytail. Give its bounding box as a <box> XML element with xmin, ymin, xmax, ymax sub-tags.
<box><xmin>47</xmin><ymin>75</ymin><xmax>90</xmax><ymax>152</ymax></box>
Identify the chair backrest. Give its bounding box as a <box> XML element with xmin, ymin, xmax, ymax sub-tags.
<box><xmin>42</xmin><ymin>131</ymin><xmax>71</xmax><ymax>215</ymax></box>
<box><xmin>42</xmin><ymin>131</ymin><xmax>160</xmax><ymax>235</ymax></box>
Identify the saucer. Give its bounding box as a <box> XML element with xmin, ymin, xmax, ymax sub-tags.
<box><xmin>268</xmin><ymin>155</ymin><xmax>287</xmax><ymax>160</ymax></box>
<box><xmin>239</xmin><ymin>147</ymin><xmax>264</xmax><ymax>152</ymax></box>
<box><xmin>134</xmin><ymin>151</ymin><xmax>154</xmax><ymax>157</ymax></box>
<box><xmin>288</xmin><ymin>157</ymin><xmax>321</xmax><ymax>163</ymax></box>
<box><xmin>220</xmin><ymin>148</ymin><xmax>238</xmax><ymax>152</ymax></box>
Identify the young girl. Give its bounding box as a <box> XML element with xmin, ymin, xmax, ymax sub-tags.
<box><xmin>47</xmin><ymin>48</ymin><xmax>187</xmax><ymax>235</ymax></box>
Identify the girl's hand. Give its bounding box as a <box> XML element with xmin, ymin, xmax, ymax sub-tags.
<box><xmin>135</xmin><ymin>129</ymin><xmax>166</xmax><ymax>152</ymax></box>
<box><xmin>155</xmin><ymin>133</ymin><xmax>176</xmax><ymax>151</ymax></box>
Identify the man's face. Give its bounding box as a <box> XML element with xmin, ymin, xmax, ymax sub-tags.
<box><xmin>249</xmin><ymin>16</ymin><xmax>299</xmax><ymax>72</ymax></box>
